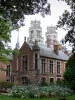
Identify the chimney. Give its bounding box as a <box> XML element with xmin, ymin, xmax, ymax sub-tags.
<box><xmin>58</xmin><ymin>44</ymin><xmax>62</xmax><ymax>50</ymax></box>
<box><xmin>46</xmin><ymin>38</ymin><xmax>51</xmax><ymax>48</ymax></box>
<box><xmin>64</xmin><ymin>50</ymin><xmax>68</xmax><ymax>56</ymax></box>
<box><xmin>54</xmin><ymin>44</ymin><xmax>59</xmax><ymax>55</ymax></box>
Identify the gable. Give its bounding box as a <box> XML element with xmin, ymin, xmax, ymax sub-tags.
<box><xmin>19</xmin><ymin>41</ymin><xmax>32</xmax><ymax>54</ymax></box>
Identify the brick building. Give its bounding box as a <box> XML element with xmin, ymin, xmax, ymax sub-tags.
<box><xmin>0</xmin><ymin>62</ymin><xmax>6</xmax><ymax>81</ymax></box>
<box><xmin>7</xmin><ymin>20</ymin><xmax>69</xmax><ymax>85</ymax></box>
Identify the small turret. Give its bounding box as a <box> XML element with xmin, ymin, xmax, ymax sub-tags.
<box><xmin>32</xmin><ymin>40</ymin><xmax>40</xmax><ymax>51</ymax></box>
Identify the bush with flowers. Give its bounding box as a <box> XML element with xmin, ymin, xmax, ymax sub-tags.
<box><xmin>11</xmin><ymin>84</ymin><xmax>73</xmax><ymax>99</ymax></box>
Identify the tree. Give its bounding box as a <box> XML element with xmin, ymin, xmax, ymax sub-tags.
<box><xmin>0</xmin><ymin>17</ymin><xmax>11</xmax><ymax>63</ymax></box>
<box><xmin>0</xmin><ymin>0</ymin><xmax>50</xmax><ymax>28</ymax></box>
<box><xmin>0</xmin><ymin>0</ymin><xmax>50</xmax><ymax>63</ymax></box>
<box><xmin>64</xmin><ymin>52</ymin><xmax>75</xmax><ymax>92</ymax></box>
<box><xmin>57</xmin><ymin>0</ymin><xmax>75</xmax><ymax>52</ymax></box>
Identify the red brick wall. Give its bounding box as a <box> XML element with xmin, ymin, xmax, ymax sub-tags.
<box><xmin>40</xmin><ymin>57</ymin><xmax>66</xmax><ymax>83</ymax></box>
<box><xmin>12</xmin><ymin>42</ymin><xmax>34</xmax><ymax>84</ymax></box>
<box><xmin>12</xmin><ymin>42</ymin><xmax>66</xmax><ymax>85</ymax></box>
<box><xmin>0</xmin><ymin>62</ymin><xmax>6</xmax><ymax>81</ymax></box>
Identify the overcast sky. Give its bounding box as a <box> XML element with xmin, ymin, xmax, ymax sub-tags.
<box><xmin>11</xmin><ymin>0</ymin><xmax>71</xmax><ymax>49</ymax></box>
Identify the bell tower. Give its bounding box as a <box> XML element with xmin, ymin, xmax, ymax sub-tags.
<box><xmin>27</xmin><ymin>20</ymin><xmax>44</xmax><ymax>43</ymax></box>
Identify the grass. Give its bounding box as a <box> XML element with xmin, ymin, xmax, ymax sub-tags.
<box><xmin>0</xmin><ymin>94</ymin><xmax>75</xmax><ymax>100</ymax></box>
<box><xmin>66</xmin><ymin>94</ymin><xmax>75</xmax><ymax>100</ymax></box>
<box><xmin>0</xmin><ymin>94</ymin><xmax>58</xmax><ymax>100</ymax></box>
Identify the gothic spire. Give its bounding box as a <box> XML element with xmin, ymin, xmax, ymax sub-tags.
<box><xmin>16</xmin><ymin>29</ymin><xmax>20</xmax><ymax>49</ymax></box>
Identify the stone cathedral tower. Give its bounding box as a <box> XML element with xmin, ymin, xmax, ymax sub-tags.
<box><xmin>27</xmin><ymin>20</ymin><xmax>44</xmax><ymax>43</ymax></box>
<box><xmin>45</xmin><ymin>26</ymin><xmax>58</xmax><ymax>49</ymax></box>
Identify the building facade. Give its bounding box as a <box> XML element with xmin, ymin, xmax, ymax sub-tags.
<box><xmin>7</xmin><ymin>20</ymin><xmax>69</xmax><ymax>85</ymax></box>
<box><xmin>0</xmin><ymin>62</ymin><xmax>6</xmax><ymax>81</ymax></box>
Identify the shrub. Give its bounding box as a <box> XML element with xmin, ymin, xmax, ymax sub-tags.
<box><xmin>28</xmin><ymin>91</ymin><xmax>34</xmax><ymax>98</ymax></box>
<box><xmin>11</xmin><ymin>85</ymin><xmax>73</xmax><ymax>98</ymax></box>
<box><xmin>63</xmin><ymin>52</ymin><xmax>75</xmax><ymax>92</ymax></box>
<box><xmin>40</xmin><ymin>81</ymin><xmax>48</xmax><ymax>86</ymax></box>
<box><xmin>0</xmin><ymin>81</ymin><xmax>13</xmax><ymax>90</ymax></box>
<box><xmin>56</xmin><ymin>80</ymin><xmax>67</xmax><ymax>87</ymax></box>
<box><xmin>39</xmin><ymin>92</ymin><xmax>47</xmax><ymax>98</ymax></box>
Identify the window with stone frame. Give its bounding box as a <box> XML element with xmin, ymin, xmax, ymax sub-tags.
<box><xmin>50</xmin><ymin>78</ymin><xmax>54</xmax><ymax>83</ymax></box>
<box><xmin>41</xmin><ymin>59</ymin><xmax>45</xmax><ymax>74</ymax></box>
<box><xmin>22</xmin><ymin>55</ymin><xmax>28</xmax><ymax>73</ymax></box>
<box><xmin>49</xmin><ymin>60</ymin><xmax>53</xmax><ymax>75</ymax></box>
<box><xmin>35</xmin><ymin>53</ymin><xmax>38</xmax><ymax>70</ymax></box>
<box><xmin>22</xmin><ymin>77</ymin><xmax>28</xmax><ymax>85</ymax></box>
<box><xmin>41</xmin><ymin>77</ymin><xmax>46</xmax><ymax>85</ymax></box>
<box><xmin>6</xmin><ymin>65</ymin><xmax>11</xmax><ymax>76</ymax></box>
<box><xmin>57</xmin><ymin>61</ymin><xmax>61</xmax><ymax>74</ymax></box>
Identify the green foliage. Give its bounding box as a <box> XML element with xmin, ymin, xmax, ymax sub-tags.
<box><xmin>55</xmin><ymin>80</ymin><xmax>68</xmax><ymax>88</ymax></box>
<box><xmin>64</xmin><ymin>52</ymin><xmax>75</xmax><ymax>91</ymax></box>
<box><xmin>0</xmin><ymin>17</ymin><xmax>12</xmax><ymax>63</ymax></box>
<box><xmin>39</xmin><ymin>92</ymin><xmax>47</xmax><ymax>98</ymax></box>
<box><xmin>0</xmin><ymin>0</ymin><xmax>50</xmax><ymax>28</ymax></box>
<box><xmin>0</xmin><ymin>0</ymin><xmax>50</xmax><ymax>63</ymax></box>
<box><xmin>11</xmin><ymin>85</ymin><xmax>73</xmax><ymax>98</ymax></box>
<box><xmin>0</xmin><ymin>82</ymin><xmax>14</xmax><ymax>90</ymax></box>
<box><xmin>57</xmin><ymin>0</ymin><xmax>75</xmax><ymax>52</ymax></box>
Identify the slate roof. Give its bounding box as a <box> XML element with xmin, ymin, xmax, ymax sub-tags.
<box><xmin>28</xmin><ymin>42</ymin><xmax>69</xmax><ymax>61</ymax></box>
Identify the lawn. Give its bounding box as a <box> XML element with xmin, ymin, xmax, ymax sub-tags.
<box><xmin>0</xmin><ymin>94</ymin><xmax>75</xmax><ymax>100</ymax></box>
<box><xmin>0</xmin><ymin>94</ymin><xmax>58</xmax><ymax>100</ymax></box>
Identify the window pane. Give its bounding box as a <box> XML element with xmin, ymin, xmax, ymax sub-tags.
<box><xmin>22</xmin><ymin>77</ymin><xmax>28</xmax><ymax>85</ymax></box>
<box><xmin>41</xmin><ymin>77</ymin><xmax>46</xmax><ymax>85</ymax></box>
<box><xmin>49</xmin><ymin>60</ymin><xmax>53</xmax><ymax>74</ymax></box>
<box><xmin>50</xmin><ymin>78</ymin><xmax>54</xmax><ymax>83</ymax></box>
<box><xmin>35</xmin><ymin>53</ymin><xmax>38</xmax><ymax>70</ymax></box>
<box><xmin>22</xmin><ymin>55</ymin><xmax>28</xmax><ymax>73</ymax></box>
<box><xmin>6</xmin><ymin>65</ymin><xmax>10</xmax><ymax>76</ymax></box>
<box><xmin>41</xmin><ymin>59</ymin><xmax>45</xmax><ymax>74</ymax></box>
<box><xmin>57</xmin><ymin>61</ymin><xmax>60</xmax><ymax>74</ymax></box>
